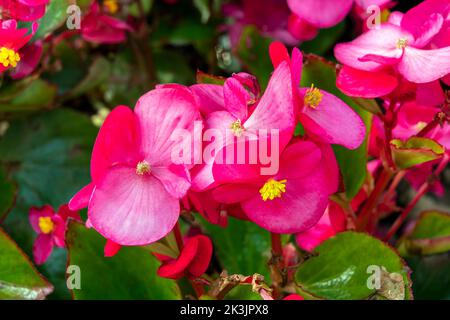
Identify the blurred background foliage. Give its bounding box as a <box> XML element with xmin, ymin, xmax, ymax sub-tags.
<box><xmin>0</xmin><ymin>0</ymin><xmax>448</xmax><ymax>300</ymax></box>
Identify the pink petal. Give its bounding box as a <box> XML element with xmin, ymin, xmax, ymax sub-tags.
<box><xmin>104</xmin><ymin>239</ymin><xmax>122</xmax><ymax>257</ymax></box>
<box><xmin>212</xmin><ymin>183</ymin><xmax>261</xmax><ymax>204</ymax></box>
<box><xmin>242</xmin><ymin>170</ymin><xmax>330</xmax><ymax>234</ymax></box>
<box><xmin>244</xmin><ymin>61</ymin><xmax>296</xmax><ymax>150</ymax></box>
<box><xmin>398</xmin><ymin>46</ymin><xmax>450</xmax><ymax>83</ymax></box>
<box><xmin>33</xmin><ymin>234</ymin><xmax>53</xmax><ymax>265</ymax></box>
<box><xmin>277</xmin><ymin>140</ymin><xmax>322</xmax><ymax>179</ymax></box>
<box><xmin>29</xmin><ymin>205</ymin><xmax>54</xmax><ymax>234</ymax></box>
<box><xmin>88</xmin><ymin>166</ymin><xmax>180</xmax><ymax>246</ymax></box>
<box><xmin>10</xmin><ymin>41</ymin><xmax>43</xmax><ymax>79</ymax></box>
<box><xmin>190</xmin><ymin>84</ymin><xmax>225</xmax><ymax>115</ymax></box>
<box><xmin>52</xmin><ymin>215</ymin><xmax>66</xmax><ymax>248</ymax></box>
<box><xmin>288</xmin><ymin>13</ymin><xmax>319</xmax><ymax>41</ymax></box>
<box><xmin>334</xmin><ymin>24</ymin><xmax>410</xmax><ymax>71</ymax></box>
<box><xmin>151</xmin><ymin>164</ymin><xmax>191</xmax><ymax>199</ymax></box>
<box><xmin>287</xmin><ymin>0</ymin><xmax>353</xmax><ymax>28</ymax></box>
<box><xmin>68</xmin><ymin>183</ymin><xmax>95</xmax><ymax>211</ymax></box>
<box><xmin>224</xmin><ymin>77</ymin><xmax>249</xmax><ymax>120</ymax></box>
<box><xmin>135</xmin><ymin>87</ymin><xmax>199</xmax><ymax>166</ymax></box>
<box><xmin>337</xmin><ymin>65</ymin><xmax>398</xmax><ymax>98</ymax></box>
<box><xmin>90</xmin><ymin>106</ymin><xmax>140</xmax><ymax>183</ymax></box>
<box><xmin>300</xmin><ymin>89</ymin><xmax>366</xmax><ymax>149</ymax></box>
<box><xmin>416</xmin><ymin>81</ymin><xmax>445</xmax><ymax>107</ymax></box>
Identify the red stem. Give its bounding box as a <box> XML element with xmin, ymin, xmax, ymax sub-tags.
<box><xmin>173</xmin><ymin>221</ymin><xmax>184</xmax><ymax>251</ymax></box>
<box><xmin>271</xmin><ymin>233</ymin><xmax>283</xmax><ymax>256</ymax></box>
<box><xmin>384</xmin><ymin>154</ymin><xmax>449</xmax><ymax>241</ymax></box>
<box><xmin>356</xmin><ymin>168</ymin><xmax>393</xmax><ymax>231</ymax></box>
<box><xmin>416</xmin><ymin>111</ymin><xmax>447</xmax><ymax>138</ymax></box>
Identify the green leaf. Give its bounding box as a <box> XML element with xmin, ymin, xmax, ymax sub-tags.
<box><xmin>33</xmin><ymin>0</ymin><xmax>72</xmax><ymax>40</ymax></box>
<box><xmin>66</xmin><ymin>57</ymin><xmax>111</xmax><ymax>98</ymax></box>
<box><xmin>0</xmin><ymin>227</ymin><xmax>53</xmax><ymax>299</ymax></box>
<box><xmin>300</xmin><ymin>55</ymin><xmax>372</xmax><ymax>199</ymax></box>
<box><xmin>0</xmin><ymin>109</ymin><xmax>97</xmax><ymax>299</ymax></box>
<box><xmin>194</xmin><ymin>0</ymin><xmax>211</xmax><ymax>23</ymax></box>
<box><xmin>0</xmin><ymin>167</ymin><xmax>16</xmax><ymax>222</ymax></box>
<box><xmin>295</xmin><ymin>232</ymin><xmax>412</xmax><ymax>300</ymax></box>
<box><xmin>237</xmin><ymin>26</ymin><xmax>273</xmax><ymax>89</ymax></box>
<box><xmin>0</xmin><ymin>79</ymin><xmax>57</xmax><ymax>112</ymax></box>
<box><xmin>301</xmin><ymin>22</ymin><xmax>346</xmax><ymax>56</ymax></box>
<box><xmin>66</xmin><ymin>221</ymin><xmax>180</xmax><ymax>300</ymax></box>
<box><xmin>406</xmin><ymin>254</ymin><xmax>450</xmax><ymax>299</ymax></box>
<box><xmin>391</xmin><ymin>137</ymin><xmax>444</xmax><ymax>169</ymax></box>
<box><xmin>196</xmin><ymin>70</ymin><xmax>226</xmax><ymax>85</ymax></box>
<box><xmin>398</xmin><ymin>211</ymin><xmax>450</xmax><ymax>256</ymax></box>
<box><xmin>200</xmin><ymin>217</ymin><xmax>271</xmax><ymax>299</ymax></box>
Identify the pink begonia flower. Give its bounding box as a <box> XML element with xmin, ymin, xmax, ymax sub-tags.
<box><xmin>334</xmin><ymin>0</ymin><xmax>450</xmax><ymax>98</ymax></box>
<box><xmin>69</xmin><ymin>86</ymin><xmax>200</xmax><ymax>246</ymax></box>
<box><xmin>287</xmin><ymin>0</ymin><xmax>392</xmax><ymax>28</ymax></box>
<box><xmin>222</xmin><ymin>0</ymin><xmax>307</xmax><ymax>46</ymax></box>
<box><xmin>10</xmin><ymin>40</ymin><xmax>42</xmax><ymax>79</ymax></box>
<box><xmin>296</xmin><ymin>200</ymin><xmax>347</xmax><ymax>251</ymax></box>
<box><xmin>0</xmin><ymin>19</ymin><xmax>37</xmax><ymax>74</ymax></box>
<box><xmin>189</xmin><ymin>59</ymin><xmax>296</xmax><ymax>192</ymax></box>
<box><xmin>81</xmin><ymin>1</ymin><xmax>131</xmax><ymax>44</ymax></box>
<box><xmin>156</xmin><ymin>235</ymin><xmax>213</xmax><ymax>280</ymax></box>
<box><xmin>212</xmin><ymin>138</ymin><xmax>339</xmax><ymax>234</ymax></box>
<box><xmin>29</xmin><ymin>205</ymin><xmax>80</xmax><ymax>265</ymax></box>
<box><xmin>270</xmin><ymin>42</ymin><xmax>366</xmax><ymax>149</ymax></box>
<box><xmin>0</xmin><ymin>0</ymin><xmax>48</xmax><ymax>22</ymax></box>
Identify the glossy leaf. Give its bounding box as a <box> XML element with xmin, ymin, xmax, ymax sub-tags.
<box><xmin>0</xmin><ymin>167</ymin><xmax>16</xmax><ymax>222</ymax></box>
<box><xmin>391</xmin><ymin>137</ymin><xmax>444</xmax><ymax>169</ymax></box>
<box><xmin>398</xmin><ymin>211</ymin><xmax>450</xmax><ymax>256</ymax></box>
<box><xmin>295</xmin><ymin>232</ymin><xmax>412</xmax><ymax>300</ymax></box>
<box><xmin>0</xmin><ymin>227</ymin><xmax>53</xmax><ymax>299</ymax></box>
<box><xmin>66</xmin><ymin>221</ymin><xmax>180</xmax><ymax>300</ymax></box>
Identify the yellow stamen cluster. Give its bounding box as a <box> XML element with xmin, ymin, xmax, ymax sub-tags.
<box><xmin>230</xmin><ymin>119</ymin><xmax>244</xmax><ymax>137</ymax></box>
<box><xmin>259</xmin><ymin>179</ymin><xmax>287</xmax><ymax>201</ymax></box>
<box><xmin>38</xmin><ymin>217</ymin><xmax>54</xmax><ymax>234</ymax></box>
<box><xmin>0</xmin><ymin>47</ymin><xmax>20</xmax><ymax>68</ymax></box>
<box><xmin>103</xmin><ymin>0</ymin><xmax>119</xmax><ymax>14</ymax></box>
<box><xmin>136</xmin><ymin>161</ymin><xmax>151</xmax><ymax>175</ymax></box>
<box><xmin>397</xmin><ymin>38</ymin><xmax>408</xmax><ymax>49</ymax></box>
<box><xmin>304</xmin><ymin>84</ymin><xmax>323</xmax><ymax>109</ymax></box>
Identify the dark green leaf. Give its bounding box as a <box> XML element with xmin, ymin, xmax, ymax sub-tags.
<box><xmin>66</xmin><ymin>221</ymin><xmax>180</xmax><ymax>300</ymax></box>
<box><xmin>295</xmin><ymin>232</ymin><xmax>412</xmax><ymax>300</ymax></box>
<box><xmin>0</xmin><ymin>227</ymin><xmax>53</xmax><ymax>299</ymax></box>
<box><xmin>0</xmin><ymin>167</ymin><xmax>16</xmax><ymax>222</ymax></box>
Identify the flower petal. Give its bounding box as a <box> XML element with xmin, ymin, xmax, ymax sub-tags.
<box><xmin>287</xmin><ymin>0</ymin><xmax>353</xmax><ymax>28</ymax></box>
<box><xmin>89</xmin><ymin>166</ymin><xmax>180</xmax><ymax>246</ymax></box>
<box><xmin>33</xmin><ymin>234</ymin><xmax>53</xmax><ymax>265</ymax></box>
<box><xmin>68</xmin><ymin>183</ymin><xmax>95</xmax><ymax>211</ymax></box>
<box><xmin>337</xmin><ymin>65</ymin><xmax>398</xmax><ymax>98</ymax></box>
<box><xmin>300</xmin><ymin>89</ymin><xmax>366</xmax><ymax>149</ymax></box>
<box><xmin>187</xmin><ymin>235</ymin><xmax>213</xmax><ymax>277</ymax></box>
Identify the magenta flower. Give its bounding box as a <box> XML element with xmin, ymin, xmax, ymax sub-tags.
<box><xmin>212</xmin><ymin>138</ymin><xmax>339</xmax><ymax>234</ymax></box>
<box><xmin>0</xmin><ymin>0</ymin><xmax>48</xmax><ymax>22</ymax></box>
<box><xmin>222</xmin><ymin>0</ymin><xmax>302</xmax><ymax>46</ymax></box>
<box><xmin>296</xmin><ymin>200</ymin><xmax>346</xmax><ymax>251</ymax></box>
<box><xmin>334</xmin><ymin>0</ymin><xmax>450</xmax><ymax>95</ymax></box>
<box><xmin>189</xmin><ymin>61</ymin><xmax>296</xmax><ymax>191</ymax></box>
<box><xmin>270</xmin><ymin>42</ymin><xmax>366</xmax><ymax>149</ymax></box>
<box><xmin>0</xmin><ymin>19</ymin><xmax>36</xmax><ymax>74</ymax></box>
<box><xmin>69</xmin><ymin>86</ymin><xmax>200</xmax><ymax>246</ymax></box>
<box><xmin>81</xmin><ymin>1</ymin><xmax>131</xmax><ymax>44</ymax></box>
<box><xmin>29</xmin><ymin>205</ymin><xmax>80</xmax><ymax>265</ymax></box>
<box><xmin>287</xmin><ymin>0</ymin><xmax>391</xmax><ymax>28</ymax></box>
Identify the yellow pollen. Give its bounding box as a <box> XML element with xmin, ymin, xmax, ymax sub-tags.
<box><xmin>38</xmin><ymin>217</ymin><xmax>54</xmax><ymax>234</ymax></box>
<box><xmin>259</xmin><ymin>179</ymin><xmax>287</xmax><ymax>201</ymax></box>
<box><xmin>397</xmin><ymin>38</ymin><xmax>408</xmax><ymax>49</ymax></box>
<box><xmin>136</xmin><ymin>161</ymin><xmax>151</xmax><ymax>175</ymax></box>
<box><xmin>103</xmin><ymin>0</ymin><xmax>119</xmax><ymax>14</ymax></box>
<box><xmin>304</xmin><ymin>84</ymin><xmax>323</xmax><ymax>109</ymax></box>
<box><xmin>230</xmin><ymin>119</ymin><xmax>244</xmax><ymax>137</ymax></box>
<box><xmin>0</xmin><ymin>47</ymin><xmax>20</xmax><ymax>68</ymax></box>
